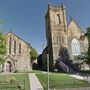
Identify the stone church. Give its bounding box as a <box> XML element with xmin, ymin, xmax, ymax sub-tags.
<box><xmin>3</xmin><ymin>32</ymin><xmax>32</xmax><ymax>72</ymax></box>
<box><xmin>42</xmin><ymin>4</ymin><xmax>88</xmax><ymax>71</ymax></box>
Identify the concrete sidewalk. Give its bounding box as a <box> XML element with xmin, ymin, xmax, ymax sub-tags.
<box><xmin>29</xmin><ymin>73</ymin><xmax>44</xmax><ymax>90</ymax></box>
<box><xmin>69</xmin><ymin>74</ymin><xmax>89</xmax><ymax>81</ymax></box>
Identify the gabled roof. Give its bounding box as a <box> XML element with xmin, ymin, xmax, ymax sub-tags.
<box><xmin>68</xmin><ymin>18</ymin><xmax>84</xmax><ymax>34</ymax></box>
<box><xmin>6</xmin><ymin>32</ymin><xmax>31</xmax><ymax>47</ymax></box>
<box><xmin>42</xmin><ymin>46</ymin><xmax>48</xmax><ymax>53</ymax></box>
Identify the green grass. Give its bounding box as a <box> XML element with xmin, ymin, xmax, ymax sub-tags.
<box><xmin>36</xmin><ymin>72</ymin><xmax>90</xmax><ymax>90</ymax></box>
<box><xmin>0</xmin><ymin>73</ymin><xmax>30</xmax><ymax>90</ymax></box>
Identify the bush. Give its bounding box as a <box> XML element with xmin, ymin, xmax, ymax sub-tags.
<box><xmin>14</xmin><ymin>70</ymin><xmax>18</xmax><ymax>73</ymax></box>
<box><xmin>10</xmin><ymin>77</ymin><xmax>16</xmax><ymax>83</ymax></box>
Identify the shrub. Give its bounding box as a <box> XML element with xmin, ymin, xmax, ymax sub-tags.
<box><xmin>10</xmin><ymin>77</ymin><xmax>16</xmax><ymax>83</ymax></box>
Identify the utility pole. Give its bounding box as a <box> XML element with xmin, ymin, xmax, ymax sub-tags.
<box><xmin>42</xmin><ymin>44</ymin><xmax>49</xmax><ymax>90</ymax></box>
<box><xmin>47</xmin><ymin>54</ymin><xmax>49</xmax><ymax>90</ymax></box>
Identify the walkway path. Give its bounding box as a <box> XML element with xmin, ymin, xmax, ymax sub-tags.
<box><xmin>69</xmin><ymin>74</ymin><xmax>90</xmax><ymax>82</ymax></box>
<box><xmin>29</xmin><ymin>73</ymin><xmax>44</xmax><ymax>90</ymax></box>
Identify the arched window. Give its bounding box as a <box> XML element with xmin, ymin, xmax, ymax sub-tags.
<box><xmin>71</xmin><ymin>38</ymin><xmax>81</xmax><ymax>56</ymax></box>
<box><xmin>56</xmin><ymin>36</ymin><xmax>62</xmax><ymax>44</ymax></box>
<box><xmin>59</xmin><ymin>36</ymin><xmax>61</xmax><ymax>44</ymax></box>
<box><xmin>9</xmin><ymin>38</ymin><xmax>11</xmax><ymax>54</ymax></box>
<box><xmin>14</xmin><ymin>40</ymin><xmax>16</xmax><ymax>54</ymax></box>
<box><xmin>18</xmin><ymin>43</ymin><xmax>21</xmax><ymax>54</ymax></box>
<box><xmin>56</xmin><ymin>14</ymin><xmax>61</xmax><ymax>25</ymax></box>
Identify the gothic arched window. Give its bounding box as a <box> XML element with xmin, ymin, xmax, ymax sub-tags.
<box><xmin>14</xmin><ymin>40</ymin><xmax>16</xmax><ymax>54</ymax></box>
<box><xmin>56</xmin><ymin>14</ymin><xmax>61</xmax><ymax>25</ymax></box>
<box><xmin>71</xmin><ymin>38</ymin><xmax>81</xmax><ymax>56</ymax></box>
<box><xmin>58</xmin><ymin>36</ymin><xmax>61</xmax><ymax>44</ymax></box>
<box><xmin>9</xmin><ymin>38</ymin><xmax>11</xmax><ymax>54</ymax></box>
<box><xmin>18</xmin><ymin>43</ymin><xmax>21</xmax><ymax>54</ymax></box>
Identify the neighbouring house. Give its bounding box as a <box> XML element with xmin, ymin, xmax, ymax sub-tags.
<box><xmin>3</xmin><ymin>32</ymin><xmax>32</xmax><ymax>72</ymax></box>
<box><xmin>42</xmin><ymin>4</ymin><xmax>88</xmax><ymax>71</ymax></box>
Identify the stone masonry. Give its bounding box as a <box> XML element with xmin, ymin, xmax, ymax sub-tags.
<box><xmin>4</xmin><ymin>32</ymin><xmax>32</xmax><ymax>72</ymax></box>
<box><xmin>43</xmin><ymin>4</ymin><xmax>88</xmax><ymax>71</ymax></box>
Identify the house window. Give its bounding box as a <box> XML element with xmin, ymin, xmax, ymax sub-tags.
<box><xmin>71</xmin><ymin>38</ymin><xmax>81</xmax><ymax>56</ymax></box>
<box><xmin>19</xmin><ymin>43</ymin><xmax>21</xmax><ymax>54</ymax></box>
<box><xmin>14</xmin><ymin>40</ymin><xmax>16</xmax><ymax>54</ymax></box>
<box><xmin>9</xmin><ymin>38</ymin><xmax>11</xmax><ymax>54</ymax></box>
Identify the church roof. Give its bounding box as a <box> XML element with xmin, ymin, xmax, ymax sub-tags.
<box><xmin>68</xmin><ymin>18</ymin><xmax>84</xmax><ymax>34</ymax></box>
<box><xmin>6</xmin><ymin>32</ymin><xmax>31</xmax><ymax>47</ymax></box>
<box><xmin>42</xmin><ymin>46</ymin><xmax>48</xmax><ymax>53</ymax></box>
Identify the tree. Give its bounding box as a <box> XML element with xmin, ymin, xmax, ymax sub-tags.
<box><xmin>55</xmin><ymin>47</ymin><xmax>80</xmax><ymax>72</ymax></box>
<box><xmin>0</xmin><ymin>20</ymin><xmax>6</xmax><ymax>65</ymax></box>
<box><xmin>58</xmin><ymin>46</ymin><xmax>70</xmax><ymax>61</ymax></box>
<box><xmin>86</xmin><ymin>27</ymin><xmax>90</xmax><ymax>68</ymax></box>
<box><xmin>0</xmin><ymin>20</ymin><xmax>4</xmax><ymax>24</ymax></box>
<box><xmin>74</xmin><ymin>52</ymin><xmax>88</xmax><ymax>63</ymax></box>
<box><xmin>0</xmin><ymin>31</ymin><xmax>6</xmax><ymax>65</ymax></box>
<box><xmin>55</xmin><ymin>47</ymin><xmax>70</xmax><ymax>72</ymax></box>
<box><xmin>30</xmin><ymin>47</ymin><xmax>38</xmax><ymax>61</ymax></box>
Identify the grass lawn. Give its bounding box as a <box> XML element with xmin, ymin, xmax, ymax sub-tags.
<box><xmin>35</xmin><ymin>71</ymin><xmax>90</xmax><ymax>90</ymax></box>
<box><xmin>0</xmin><ymin>73</ymin><xmax>30</xmax><ymax>90</ymax></box>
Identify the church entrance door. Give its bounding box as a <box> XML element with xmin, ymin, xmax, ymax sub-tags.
<box><xmin>5</xmin><ymin>61</ymin><xmax>11</xmax><ymax>72</ymax></box>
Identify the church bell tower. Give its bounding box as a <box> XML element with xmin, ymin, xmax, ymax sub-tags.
<box><xmin>45</xmin><ymin>4</ymin><xmax>68</xmax><ymax>70</ymax></box>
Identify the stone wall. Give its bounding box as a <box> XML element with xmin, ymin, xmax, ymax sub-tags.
<box><xmin>45</xmin><ymin>4</ymin><xmax>69</xmax><ymax>70</ymax></box>
<box><xmin>5</xmin><ymin>32</ymin><xmax>32</xmax><ymax>72</ymax></box>
<box><xmin>68</xmin><ymin>20</ymin><xmax>88</xmax><ymax>59</ymax></box>
<box><xmin>44</xmin><ymin>4</ymin><xmax>88</xmax><ymax>71</ymax></box>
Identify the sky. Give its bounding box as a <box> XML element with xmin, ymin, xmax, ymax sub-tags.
<box><xmin>0</xmin><ymin>0</ymin><xmax>90</xmax><ymax>54</ymax></box>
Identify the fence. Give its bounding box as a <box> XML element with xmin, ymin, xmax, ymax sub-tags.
<box><xmin>0</xmin><ymin>80</ymin><xmax>25</xmax><ymax>90</ymax></box>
